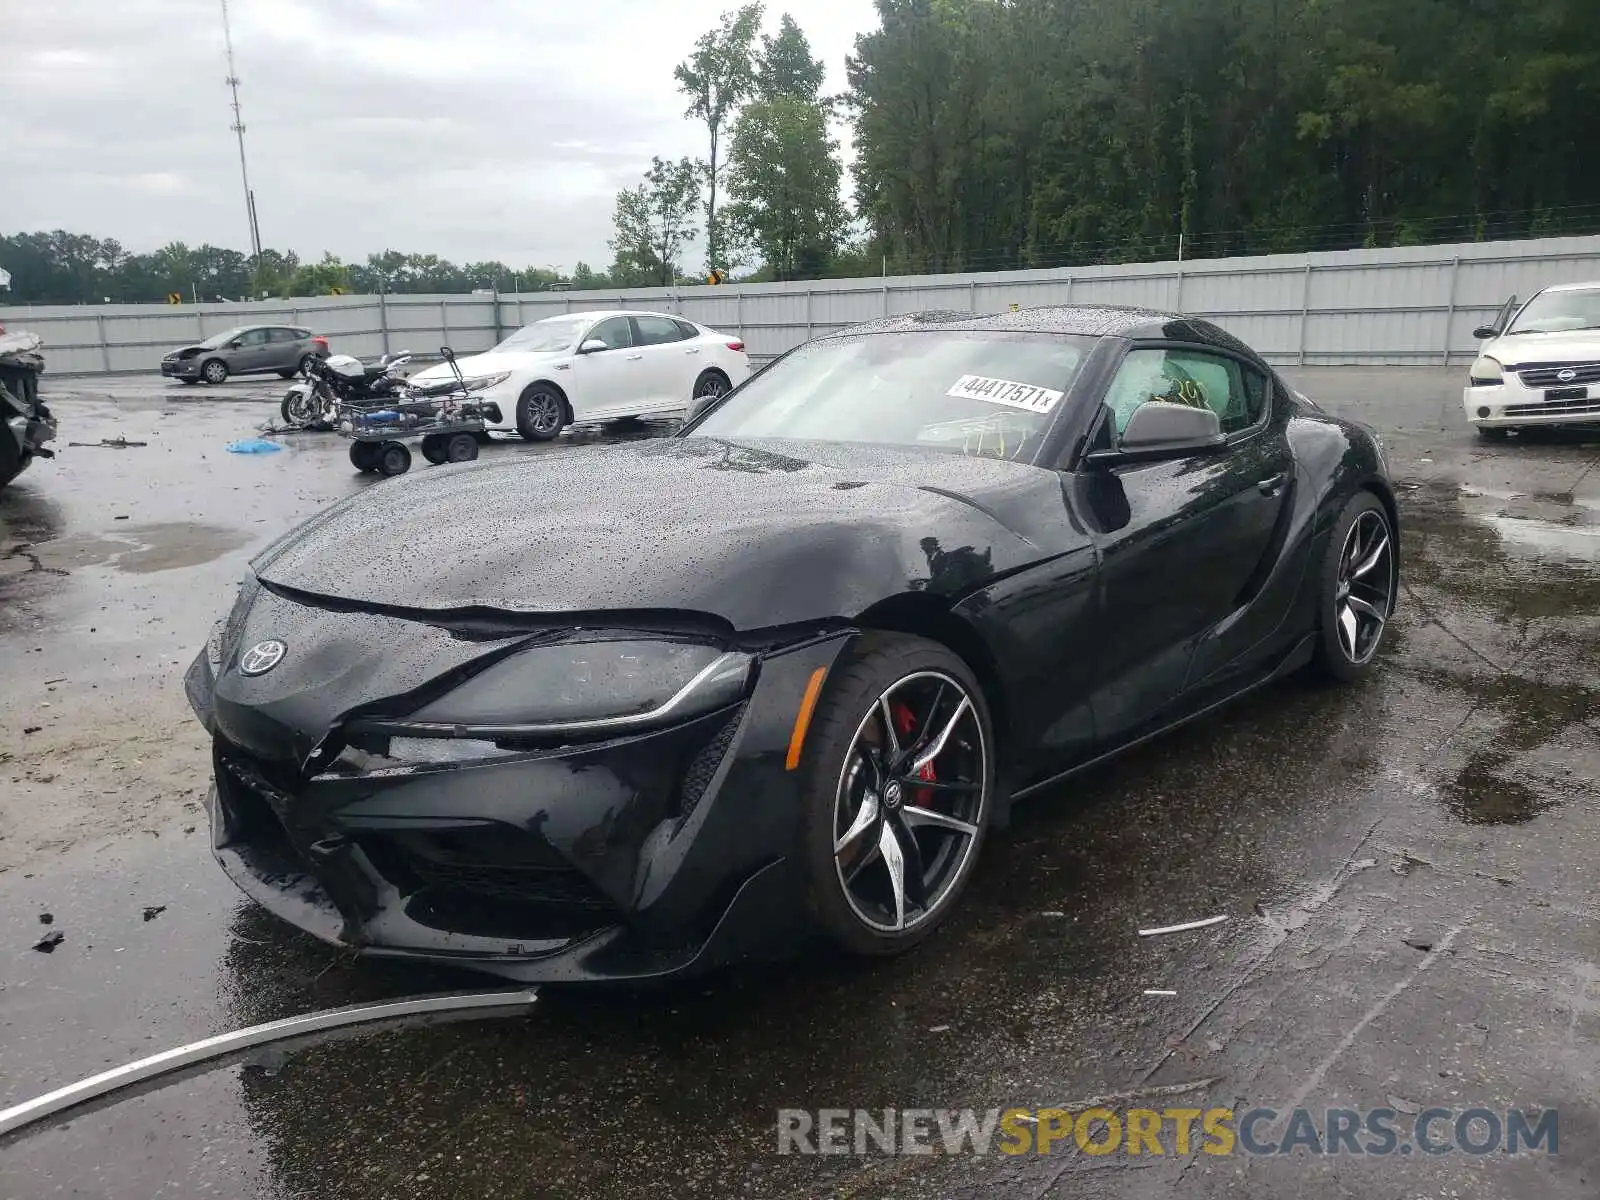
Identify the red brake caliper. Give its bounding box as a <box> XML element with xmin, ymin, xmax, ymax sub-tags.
<box><xmin>891</xmin><ymin>702</ymin><xmax>936</xmax><ymax>806</ymax></box>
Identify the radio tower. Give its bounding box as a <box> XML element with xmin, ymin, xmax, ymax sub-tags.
<box><xmin>220</xmin><ymin>0</ymin><xmax>262</xmax><ymax>264</ymax></box>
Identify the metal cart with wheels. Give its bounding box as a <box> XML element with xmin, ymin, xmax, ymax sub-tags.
<box><xmin>339</xmin><ymin>346</ymin><xmax>489</xmax><ymax>477</ymax></box>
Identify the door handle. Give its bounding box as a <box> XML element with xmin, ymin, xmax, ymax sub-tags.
<box><xmin>685</xmin><ymin>347</ymin><xmax>701</xmax><ymax>355</ymax></box>
<box><xmin>1257</xmin><ymin>472</ymin><xmax>1288</xmax><ymax>496</ymax></box>
<box><xmin>626</xmin><ymin>354</ymin><xmax>643</xmax><ymax>361</ymax></box>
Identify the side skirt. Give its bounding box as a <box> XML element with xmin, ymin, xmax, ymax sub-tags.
<box><xmin>1010</xmin><ymin>632</ymin><xmax>1317</xmax><ymax>802</ymax></box>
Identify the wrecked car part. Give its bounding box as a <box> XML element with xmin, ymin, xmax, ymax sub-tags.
<box><xmin>0</xmin><ymin>989</ymin><xmax>537</xmax><ymax>1140</ymax></box>
<box><xmin>0</xmin><ymin>327</ymin><xmax>56</xmax><ymax>490</ymax></box>
<box><xmin>1137</xmin><ymin>915</ymin><xmax>1229</xmax><ymax>937</ymax></box>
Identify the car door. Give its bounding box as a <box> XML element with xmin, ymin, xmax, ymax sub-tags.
<box><xmin>567</xmin><ymin>316</ymin><xmax>650</xmax><ymax>420</ymax></box>
<box><xmin>630</xmin><ymin>315</ymin><xmax>697</xmax><ymax>411</ymax></box>
<box><xmin>266</xmin><ymin>327</ymin><xmax>302</xmax><ymax>371</ymax></box>
<box><xmin>228</xmin><ymin>327</ymin><xmax>273</xmax><ymax>373</ymax></box>
<box><xmin>1076</xmin><ymin>343</ymin><xmax>1295</xmax><ymax>745</ymax></box>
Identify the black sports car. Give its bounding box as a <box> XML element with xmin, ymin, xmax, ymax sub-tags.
<box><xmin>185</xmin><ymin>306</ymin><xmax>1399</xmax><ymax>982</ymax></box>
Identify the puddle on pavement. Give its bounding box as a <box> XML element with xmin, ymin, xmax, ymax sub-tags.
<box><xmin>1401</xmin><ymin>480</ymin><xmax>1600</xmax><ymax>619</ymax></box>
<box><xmin>1438</xmin><ymin>748</ymin><xmax>1564</xmax><ymax>825</ymax></box>
<box><xmin>22</xmin><ymin>522</ymin><xmax>251</xmax><ymax>574</ymax></box>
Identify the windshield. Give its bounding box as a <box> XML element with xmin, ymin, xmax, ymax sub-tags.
<box><xmin>495</xmin><ymin>316</ymin><xmax>590</xmax><ymax>353</ymax></box>
<box><xmin>686</xmin><ymin>331</ymin><xmax>1092</xmax><ymax>461</ymax></box>
<box><xmin>199</xmin><ymin>326</ymin><xmax>249</xmax><ymax>349</ymax></box>
<box><xmin>1507</xmin><ymin>287</ymin><xmax>1600</xmax><ymax>334</ymax></box>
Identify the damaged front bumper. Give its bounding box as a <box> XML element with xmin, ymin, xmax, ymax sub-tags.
<box><xmin>185</xmin><ymin>620</ymin><xmax>852</xmax><ymax>983</ymax></box>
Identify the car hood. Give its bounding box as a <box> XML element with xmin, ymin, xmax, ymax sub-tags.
<box><xmin>167</xmin><ymin>344</ymin><xmax>208</xmax><ymax>357</ymax></box>
<box><xmin>1487</xmin><ymin>328</ymin><xmax>1600</xmax><ymax>366</ymax></box>
<box><xmin>251</xmin><ymin>438</ymin><xmax>1084</xmax><ymax>629</ymax></box>
<box><xmin>408</xmin><ymin>349</ymin><xmax>562</xmax><ymax>382</ymax></box>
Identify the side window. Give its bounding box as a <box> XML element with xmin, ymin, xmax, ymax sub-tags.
<box><xmin>674</xmin><ymin>319</ymin><xmax>700</xmax><ymax>340</ymax></box>
<box><xmin>634</xmin><ymin>315</ymin><xmax>685</xmax><ymax>346</ymax></box>
<box><xmin>267</xmin><ymin>328</ymin><xmax>298</xmax><ymax>343</ymax></box>
<box><xmin>586</xmin><ymin>317</ymin><xmax>632</xmax><ymax>350</ymax></box>
<box><xmin>239</xmin><ymin>328</ymin><xmax>270</xmax><ymax>346</ymax></box>
<box><xmin>1102</xmin><ymin>348</ymin><xmax>1260</xmax><ymax>438</ymax></box>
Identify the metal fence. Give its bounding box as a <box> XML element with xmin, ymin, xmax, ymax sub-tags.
<box><xmin>7</xmin><ymin>233</ymin><xmax>1600</xmax><ymax>377</ymax></box>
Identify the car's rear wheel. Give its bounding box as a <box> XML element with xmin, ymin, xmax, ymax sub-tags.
<box><xmin>1312</xmin><ymin>492</ymin><xmax>1397</xmax><ymax>683</ymax></box>
<box><xmin>799</xmin><ymin>633</ymin><xmax>994</xmax><ymax>957</ymax></box>
<box><xmin>692</xmin><ymin>369</ymin><xmax>730</xmax><ymax>405</ymax></box>
<box><xmin>516</xmin><ymin>385</ymin><xmax>566</xmax><ymax>441</ymax></box>
<box><xmin>201</xmin><ymin>359</ymin><xmax>228</xmax><ymax>385</ymax></box>
<box><xmin>278</xmin><ymin>369</ymin><xmax>296</xmax><ymax>379</ymax></box>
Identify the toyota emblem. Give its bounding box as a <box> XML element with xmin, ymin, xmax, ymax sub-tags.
<box><xmin>239</xmin><ymin>639</ymin><xmax>287</xmax><ymax>676</ymax></box>
<box><xmin>1558</xmin><ymin>368</ymin><xmax>1578</xmax><ymax>382</ymax></box>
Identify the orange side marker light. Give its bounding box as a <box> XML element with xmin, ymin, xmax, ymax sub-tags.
<box><xmin>785</xmin><ymin>667</ymin><xmax>828</xmax><ymax>771</ymax></box>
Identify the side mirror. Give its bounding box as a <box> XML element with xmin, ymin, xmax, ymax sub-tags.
<box><xmin>1472</xmin><ymin>325</ymin><xmax>1498</xmax><ymax>341</ymax></box>
<box><xmin>579</xmin><ymin>338</ymin><xmax>608</xmax><ymax>354</ymax></box>
<box><xmin>1085</xmin><ymin>402</ymin><xmax>1225</xmax><ymax>466</ymax></box>
<box><xmin>228</xmin><ymin>339</ymin><xmax>244</xmax><ymax>349</ymax></box>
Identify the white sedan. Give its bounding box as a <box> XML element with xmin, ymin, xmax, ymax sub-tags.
<box><xmin>408</xmin><ymin>310</ymin><xmax>751</xmax><ymax>441</ymax></box>
<box><xmin>1464</xmin><ymin>281</ymin><xmax>1600</xmax><ymax>440</ymax></box>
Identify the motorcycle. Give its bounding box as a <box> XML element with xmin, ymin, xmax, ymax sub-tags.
<box><xmin>280</xmin><ymin>350</ymin><xmax>412</xmax><ymax>431</ymax></box>
<box><xmin>0</xmin><ymin>325</ymin><xmax>56</xmax><ymax>490</ymax></box>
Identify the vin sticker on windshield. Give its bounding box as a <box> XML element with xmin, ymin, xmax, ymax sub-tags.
<box><xmin>947</xmin><ymin>374</ymin><xmax>1063</xmax><ymax>414</ymax></box>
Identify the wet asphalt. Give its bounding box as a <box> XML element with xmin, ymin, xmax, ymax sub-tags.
<box><xmin>0</xmin><ymin>369</ymin><xmax>1597</xmax><ymax>1199</ymax></box>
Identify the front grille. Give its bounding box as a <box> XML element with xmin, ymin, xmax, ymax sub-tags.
<box><xmin>214</xmin><ymin>741</ymin><xmax>307</xmax><ymax>868</ymax></box>
<box><xmin>369</xmin><ymin>826</ymin><xmax>618</xmax><ymax>939</ymax></box>
<box><xmin>1504</xmin><ymin>399</ymin><xmax>1600</xmax><ymax>417</ymax></box>
<box><xmin>1517</xmin><ymin>363</ymin><xmax>1600</xmax><ymax>388</ymax></box>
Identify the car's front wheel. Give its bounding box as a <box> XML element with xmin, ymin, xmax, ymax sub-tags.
<box><xmin>1312</xmin><ymin>492</ymin><xmax>1397</xmax><ymax>682</ymax></box>
<box><xmin>799</xmin><ymin>633</ymin><xmax>995</xmax><ymax>957</ymax></box>
<box><xmin>201</xmin><ymin>359</ymin><xmax>228</xmax><ymax>385</ymax></box>
<box><xmin>516</xmin><ymin>385</ymin><xmax>567</xmax><ymax>441</ymax></box>
<box><xmin>1476</xmin><ymin>425</ymin><xmax>1510</xmax><ymax>441</ymax></box>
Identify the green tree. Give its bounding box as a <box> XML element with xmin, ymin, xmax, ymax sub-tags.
<box><xmin>609</xmin><ymin>156</ymin><xmax>703</xmax><ymax>287</ymax></box>
<box><xmin>674</xmin><ymin>4</ymin><xmax>764</xmax><ymax>273</ymax></box>
<box><xmin>284</xmin><ymin>251</ymin><xmax>350</xmax><ymax>297</ymax></box>
<box><xmin>758</xmin><ymin>12</ymin><xmax>827</xmax><ymax>99</ymax></box>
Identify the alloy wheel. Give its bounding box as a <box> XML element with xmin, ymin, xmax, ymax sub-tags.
<box><xmin>529</xmin><ymin>394</ymin><xmax>562</xmax><ymax>434</ymax></box>
<box><xmin>832</xmin><ymin>671</ymin><xmax>988</xmax><ymax>933</ymax></box>
<box><xmin>1334</xmin><ymin>509</ymin><xmax>1395</xmax><ymax>664</ymax></box>
<box><xmin>695</xmin><ymin>374</ymin><xmax>727</xmax><ymax>400</ymax></box>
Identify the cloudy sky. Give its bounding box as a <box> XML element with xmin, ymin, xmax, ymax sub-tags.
<box><xmin>4</xmin><ymin>0</ymin><xmax>878</xmax><ymax>272</ymax></box>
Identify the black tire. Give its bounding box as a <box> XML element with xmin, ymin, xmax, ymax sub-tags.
<box><xmin>692</xmin><ymin>368</ymin><xmax>731</xmax><ymax>406</ymax></box>
<box><xmin>420</xmin><ymin>434</ymin><xmax>448</xmax><ymax>464</ymax></box>
<box><xmin>377</xmin><ymin>442</ymin><xmax>411</xmax><ymax>477</ymax></box>
<box><xmin>798</xmin><ymin>632</ymin><xmax>995</xmax><ymax>957</ymax></box>
<box><xmin>0</xmin><ymin>426</ymin><xmax>20</xmax><ymax>490</ymax></box>
<box><xmin>278</xmin><ymin>369</ymin><xmax>296</xmax><ymax>379</ymax></box>
<box><xmin>445</xmin><ymin>433</ymin><xmax>478</xmax><ymax>462</ymax></box>
<box><xmin>281</xmin><ymin>390</ymin><xmax>317</xmax><ymax>428</ymax></box>
<box><xmin>516</xmin><ymin>384</ymin><xmax>567</xmax><ymax>441</ymax></box>
<box><xmin>201</xmin><ymin>358</ymin><xmax>228</xmax><ymax>385</ymax></box>
<box><xmin>1311</xmin><ymin>492</ymin><xmax>1398</xmax><ymax>683</ymax></box>
<box><xmin>349</xmin><ymin>441</ymin><xmax>381</xmax><ymax>472</ymax></box>
<box><xmin>1476</xmin><ymin>425</ymin><xmax>1509</xmax><ymax>441</ymax></box>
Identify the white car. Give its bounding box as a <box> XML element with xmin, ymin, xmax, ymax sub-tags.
<box><xmin>1464</xmin><ymin>281</ymin><xmax>1600</xmax><ymax>440</ymax></box>
<box><xmin>408</xmin><ymin>310</ymin><xmax>751</xmax><ymax>441</ymax></box>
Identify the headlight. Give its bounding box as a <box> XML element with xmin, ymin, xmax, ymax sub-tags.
<box><xmin>1469</xmin><ymin>356</ymin><xmax>1503</xmax><ymax>386</ymax></box>
<box><xmin>405</xmin><ymin>639</ymin><xmax>750</xmax><ymax>731</ymax></box>
<box><xmin>411</xmin><ymin>372</ymin><xmax>511</xmax><ymax>396</ymax></box>
<box><xmin>457</xmin><ymin>372</ymin><xmax>511</xmax><ymax>393</ymax></box>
